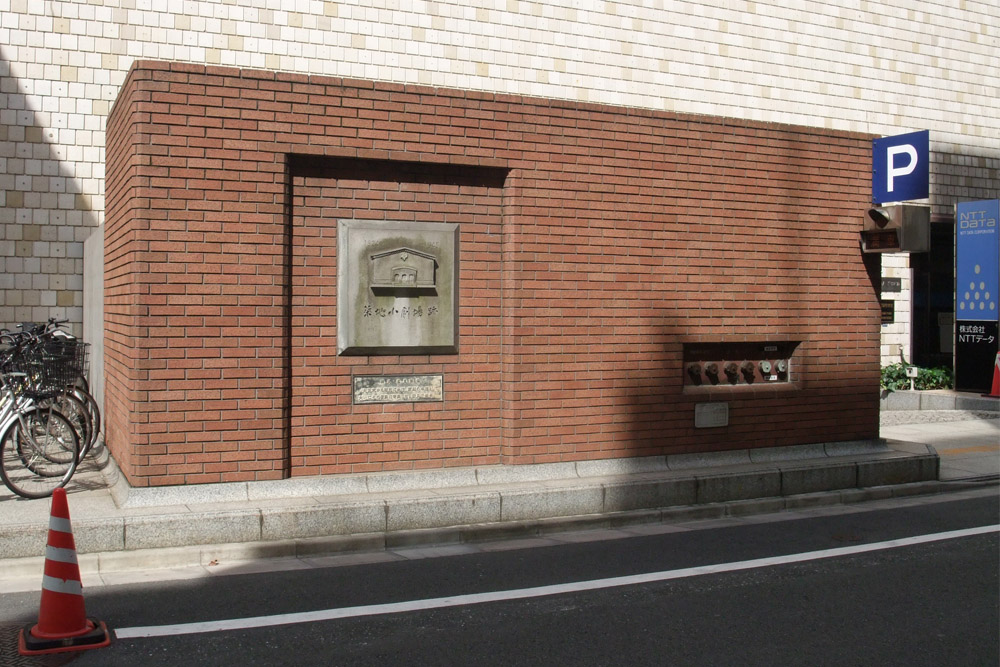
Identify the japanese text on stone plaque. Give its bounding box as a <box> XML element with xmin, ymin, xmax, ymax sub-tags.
<box><xmin>362</xmin><ymin>303</ymin><xmax>439</xmax><ymax>319</ymax></box>
<box><xmin>353</xmin><ymin>375</ymin><xmax>444</xmax><ymax>404</ymax></box>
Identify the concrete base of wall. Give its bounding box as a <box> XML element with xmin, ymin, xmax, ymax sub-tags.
<box><xmin>0</xmin><ymin>440</ymin><xmax>940</xmax><ymax>565</ymax></box>
<box><xmin>880</xmin><ymin>390</ymin><xmax>999</xmax><ymax>412</ymax></box>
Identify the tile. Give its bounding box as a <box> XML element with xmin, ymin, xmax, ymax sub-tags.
<box><xmin>618</xmin><ymin>523</ymin><xmax>692</xmax><ymax>536</ymax></box>
<box><xmin>97</xmin><ymin>566</ymin><xmax>209</xmax><ymax>588</ymax></box>
<box><xmin>203</xmin><ymin>557</ymin><xmax>311</xmax><ymax>577</ymax></box>
<box><xmin>550</xmin><ymin>528</ymin><xmax>633</xmax><ymax>544</ymax></box>
<box><xmin>301</xmin><ymin>551</ymin><xmax>403</xmax><ymax>569</ymax></box>
<box><xmin>391</xmin><ymin>544</ymin><xmax>480</xmax><ymax>560</ymax></box>
<box><xmin>477</xmin><ymin>537</ymin><xmax>560</xmax><ymax>552</ymax></box>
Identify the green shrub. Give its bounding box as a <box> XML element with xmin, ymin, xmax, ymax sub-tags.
<box><xmin>880</xmin><ymin>363</ymin><xmax>953</xmax><ymax>391</ymax></box>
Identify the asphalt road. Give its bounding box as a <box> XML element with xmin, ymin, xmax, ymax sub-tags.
<box><xmin>2</xmin><ymin>490</ymin><xmax>997</xmax><ymax>666</ymax></box>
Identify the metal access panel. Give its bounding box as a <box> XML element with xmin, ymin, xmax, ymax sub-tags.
<box><xmin>683</xmin><ymin>341</ymin><xmax>800</xmax><ymax>387</ymax></box>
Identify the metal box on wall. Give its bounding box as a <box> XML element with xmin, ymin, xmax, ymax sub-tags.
<box><xmin>861</xmin><ymin>205</ymin><xmax>930</xmax><ymax>253</ymax></box>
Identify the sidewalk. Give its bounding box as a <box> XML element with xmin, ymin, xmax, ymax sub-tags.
<box><xmin>0</xmin><ymin>391</ymin><xmax>995</xmax><ymax>585</ymax></box>
<box><xmin>879</xmin><ymin>389</ymin><xmax>998</xmax><ymax>481</ymax></box>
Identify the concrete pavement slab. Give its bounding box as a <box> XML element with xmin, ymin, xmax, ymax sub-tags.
<box><xmin>602</xmin><ymin>477</ymin><xmax>697</xmax><ymax>513</ymax></box>
<box><xmin>881</xmin><ymin>415</ymin><xmax>999</xmax><ymax>481</ymax></box>
<box><xmin>499</xmin><ymin>484</ymin><xmax>606</xmax><ymax>522</ymax></box>
<box><xmin>386</xmin><ymin>492</ymin><xmax>501</xmax><ymax>531</ymax></box>
<box><xmin>779</xmin><ymin>462</ymin><xmax>857</xmax><ymax>496</ymax></box>
<box><xmin>696</xmin><ymin>468</ymin><xmax>781</xmax><ymax>503</ymax></box>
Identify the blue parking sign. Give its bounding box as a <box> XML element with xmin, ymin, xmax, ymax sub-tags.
<box><xmin>872</xmin><ymin>130</ymin><xmax>929</xmax><ymax>204</ymax></box>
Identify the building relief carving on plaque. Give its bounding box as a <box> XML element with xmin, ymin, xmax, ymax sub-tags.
<box><xmin>370</xmin><ymin>247</ymin><xmax>438</xmax><ymax>295</ymax></box>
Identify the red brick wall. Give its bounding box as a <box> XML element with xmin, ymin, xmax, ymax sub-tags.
<box><xmin>291</xmin><ymin>158</ymin><xmax>505</xmax><ymax>474</ymax></box>
<box><xmin>105</xmin><ymin>61</ymin><xmax>879</xmax><ymax>487</ymax></box>
<box><xmin>103</xmin><ymin>69</ymin><xmax>145</xmax><ymax>483</ymax></box>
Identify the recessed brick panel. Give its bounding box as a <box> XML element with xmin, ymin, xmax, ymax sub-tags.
<box><xmin>105</xmin><ymin>61</ymin><xmax>879</xmax><ymax>487</ymax></box>
<box><xmin>289</xmin><ymin>158</ymin><xmax>505</xmax><ymax>475</ymax></box>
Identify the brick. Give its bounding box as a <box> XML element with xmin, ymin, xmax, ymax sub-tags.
<box><xmin>103</xmin><ymin>63</ymin><xmax>883</xmax><ymax>485</ymax></box>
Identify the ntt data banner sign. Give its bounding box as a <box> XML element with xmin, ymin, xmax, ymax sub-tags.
<box><xmin>872</xmin><ymin>130</ymin><xmax>929</xmax><ymax>204</ymax></box>
<box><xmin>954</xmin><ymin>199</ymin><xmax>999</xmax><ymax>393</ymax></box>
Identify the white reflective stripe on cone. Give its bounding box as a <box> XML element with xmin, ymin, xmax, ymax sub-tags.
<box><xmin>42</xmin><ymin>575</ymin><xmax>83</xmax><ymax>596</ymax></box>
<box><xmin>49</xmin><ymin>516</ymin><xmax>72</xmax><ymax>533</ymax></box>
<box><xmin>45</xmin><ymin>546</ymin><xmax>79</xmax><ymax>565</ymax></box>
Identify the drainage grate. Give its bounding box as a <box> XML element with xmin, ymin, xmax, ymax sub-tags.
<box><xmin>0</xmin><ymin>625</ymin><xmax>77</xmax><ymax>667</ymax></box>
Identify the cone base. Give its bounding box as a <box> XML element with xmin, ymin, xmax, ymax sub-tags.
<box><xmin>18</xmin><ymin>619</ymin><xmax>111</xmax><ymax>656</ymax></box>
<box><xmin>986</xmin><ymin>355</ymin><xmax>1000</xmax><ymax>398</ymax></box>
<box><xmin>985</xmin><ymin>377</ymin><xmax>1000</xmax><ymax>397</ymax></box>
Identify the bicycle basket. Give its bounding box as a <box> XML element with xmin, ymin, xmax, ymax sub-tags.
<box><xmin>0</xmin><ymin>348</ymin><xmax>31</xmax><ymax>397</ymax></box>
<box><xmin>7</xmin><ymin>343</ymin><xmax>81</xmax><ymax>399</ymax></box>
<box><xmin>41</xmin><ymin>338</ymin><xmax>90</xmax><ymax>376</ymax></box>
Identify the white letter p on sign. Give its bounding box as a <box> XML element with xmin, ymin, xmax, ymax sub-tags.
<box><xmin>886</xmin><ymin>144</ymin><xmax>918</xmax><ymax>194</ymax></box>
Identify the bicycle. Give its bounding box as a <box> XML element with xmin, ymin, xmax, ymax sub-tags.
<box><xmin>3</xmin><ymin>320</ymin><xmax>101</xmax><ymax>461</ymax></box>
<box><xmin>0</xmin><ymin>335</ymin><xmax>80</xmax><ymax>498</ymax></box>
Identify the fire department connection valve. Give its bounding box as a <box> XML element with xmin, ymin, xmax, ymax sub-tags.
<box><xmin>682</xmin><ymin>342</ymin><xmax>797</xmax><ymax>387</ymax></box>
<box><xmin>686</xmin><ymin>359</ymin><xmax>790</xmax><ymax>385</ymax></box>
<box><xmin>724</xmin><ymin>362</ymin><xmax>740</xmax><ymax>385</ymax></box>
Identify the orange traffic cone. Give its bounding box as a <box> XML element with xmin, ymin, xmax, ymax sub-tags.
<box><xmin>986</xmin><ymin>352</ymin><xmax>1000</xmax><ymax>399</ymax></box>
<box><xmin>18</xmin><ymin>487</ymin><xmax>111</xmax><ymax>656</ymax></box>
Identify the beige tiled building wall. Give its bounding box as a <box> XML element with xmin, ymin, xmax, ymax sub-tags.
<box><xmin>880</xmin><ymin>253</ymin><xmax>911</xmax><ymax>365</ymax></box>
<box><xmin>1</xmin><ymin>1</ymin><xmax>998</xmax><ymax>350</ymax></box>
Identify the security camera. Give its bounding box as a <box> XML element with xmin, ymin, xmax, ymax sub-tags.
<box><xmin>866</xmin><ymin>208</ymin><xmax>891</xmax><ymax>228</ymax></box>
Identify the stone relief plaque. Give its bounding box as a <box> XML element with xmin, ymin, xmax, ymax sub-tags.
<box><xmin>338</xmin><ymin>220</ymin><xmax>458</xmax><ymax>355</ymax></box>
<box><xmin>369</xmin><ymin>247</ymin><xmax>438</xmax><ymax>295</ymax></box>
<box><xmin>353</xmin><ymin>374</ymin><xmax>444</xmax><ymax>404</ymax></box>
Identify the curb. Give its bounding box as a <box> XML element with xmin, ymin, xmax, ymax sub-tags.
<box><xmin>3</xmin><ymin>478</ymin><xmax>995</xmax><ymax>585</ymax></box>
<box><xmin>880</xmin><ymin>391</ymin><xmax>1000</xmax><ymax>412</ymax></box>
<box><xmin>0</xmin><ymin>442</ymin><xmax>939</xmax><ymax>561</ymax></box>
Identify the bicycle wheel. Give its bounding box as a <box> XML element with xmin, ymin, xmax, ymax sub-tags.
<box><xmin>0</xmin><ymin>408</ymin><xmax>79</xmax><ymax>498</ymax></box>
<box><xmin>22</xmin><ymin>406</ymin><xmax>78</xmax><ymax>470</ymax></box>
<box><xmin>70</xmin><ymin>386</ymin><xmax>101</xmax><ymax>457</ymax></box>
<box><xmin>41</xmin><ymin>393</ymin><xmax>93</xmax><ymax>463</ymax></box>
<box><xmin>74</xmin><ymin>374</ymin><xmax>90</xmax><ymax>395</ymax></box>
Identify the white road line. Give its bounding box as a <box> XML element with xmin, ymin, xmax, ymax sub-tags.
<box><xmin>115</xmin><ymin>524</ymin><xmax>999</xmax><ymax>640</ymax></box>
